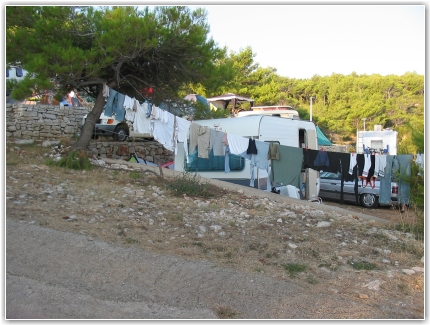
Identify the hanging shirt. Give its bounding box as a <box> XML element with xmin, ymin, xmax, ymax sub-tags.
<box><xmin>125</xmin><ymin>107</ymin><xmax>135</xmax><ymax>122</ymax></box>
<box><xmin>123</xmin><ymin>96</ymin><xmax>134</xmax><ymax>110</ymax></box>
<box><xmin>361</xmin><ymin>153</ymin><xmax>372</xmax><ymax>177</ymax></box>
<box><xmin>268</xmin><ymin>142</ymin><xmax>280</xmax><ymax>160</ymax></box>
<box><xmin>227</xmin><ymin>133</ymin><xmax>249</xmax><ymax>155</ymax></box>
<box><xmin>378</xmin><ymin>154</ymin><xmax>387</xmax><ymax>177</ymax></box>
<box><xmin>175</xmin><ymin>116</ymin><xmax>191</xmax><ymax>157</ymax></box>
<box><xmin>189</xmin><ymin>123</ymin><xmax>210</xmax><ymax>159</ymax></box>
<box><xmin>249</xmin><ymin>141</ymin><xmax>270</xmax><ymax>188</ymax></box>
<box><xmin>152</xmin><ymin>110</ymin><xmax>175</xmax><ymax>151</ymax></box>
<box><xmin>210</xmin><ymin>129</ymin><xmax>226</xmax><ymax>156</ymax></box>
<box><xmin>133</xmin><ymin>102</ymin><xmax>148</xmax><ymax>133</ymax></box>
<box><xmin>349</xmin><ymin>153</ymin><xmax>357</xmax><ymax>175</ymax></box>
<box><xmin>247</xmin><ymin>139</ymin><xmax>258</xmax><ymax>154</ymax></box>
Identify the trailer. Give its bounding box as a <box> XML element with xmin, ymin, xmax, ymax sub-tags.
<box><xmin>356</xmin><ymin>125</ymin><xmax>397</xmax><ymax>155</ymax></box>
<box><xmin>174</xmin><ymin>115</ymin><xmax>321</xmax><ymax>200</ymax></box>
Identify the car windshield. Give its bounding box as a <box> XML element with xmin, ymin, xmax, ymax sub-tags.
<box><xmin>321</xmin><ymin>172</ymin><xmax>340</xmax><ymax>179</ymax></box>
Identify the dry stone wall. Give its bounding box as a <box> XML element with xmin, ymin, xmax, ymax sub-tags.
<box><xmin>6</xmin><ymin>103</ymin><xmax>88</xmax><ymax>139</ymax></box>
<box><xmin>87</xmin><ymin>141</ymin><xmax>174</xmax><ymax>164</ymax></box>
<box><xmin>6</xmin><ymin>103</ymin><xmax>174</xmax><ymax>164</ymax></box>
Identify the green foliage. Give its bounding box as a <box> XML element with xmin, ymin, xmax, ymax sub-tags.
<box><xmin>192</xmin><ymin>100</ymin><xmax>230</xmax><ymax>120</ymax></box>
<box><xmin>45</xmin><ymin>151</ymin><xmax>92</xmax><ymax>170</ymax></box>
<box><xmin>129</xmin><ymin>170</ymin><xmax>141</xmax><ymax>179</ymax></box>
<box><xmin>281</xmin><ymin>263</ymin><xmax>307</xmax><ymax>277</ymax></box>
<box><xmin>348</xmin><ymin>260</ymin><xmax>377</xmax><ymax>270</ymax></box>
<box><xmin>6</xmin><ymin>6</ymin><xmax>219</xmax><ymax>104</ymax></box>
<box><xmin>167</xmin><ymin>171</ymin><xmax>212</xmax><ymax>198</ymax></box>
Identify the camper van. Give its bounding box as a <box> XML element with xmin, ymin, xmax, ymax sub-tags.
<box><xmin>174</xmin><ymin>115</ymin><xmax>320</xmax><ymax>200</ymax></box>
<box><xmin>356</xmin><ymin>125</ymin><xmax>397</xmax><ymax>155</ymax></box>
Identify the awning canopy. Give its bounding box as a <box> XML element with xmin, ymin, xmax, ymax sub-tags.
<box><xmin>316</xmin><ymin>126</ymin><xmax>332</xmax><ymax>146</ymax></box>
<box><xmin>206</xmin><ymin>93</ymin><xmax>254</xmax><ymax>110</ymax></box>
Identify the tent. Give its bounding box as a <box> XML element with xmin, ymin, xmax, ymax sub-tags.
<box><xmin>316</xmin><ymin>126</ymin><xmax>332</xmax><ymax>146</ymax></box>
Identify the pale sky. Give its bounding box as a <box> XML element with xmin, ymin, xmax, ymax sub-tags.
<box><xmin>192</xmin><ymin>4</ymin><xmax>425</xmax><ymax>79</ymax></box>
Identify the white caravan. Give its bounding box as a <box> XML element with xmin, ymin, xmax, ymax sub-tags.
<box><xmin>356</xmin><ymin>125</ymin><xmax>398</xmax><ymax>155</ymax></box>
<box><xmin>174</xmin><ymin>115</ymin><xmax>320</xmax><ymax>200</ymax></box>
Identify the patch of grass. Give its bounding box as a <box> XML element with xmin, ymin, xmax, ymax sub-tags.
<box><xmin>125</xmin><ymin>237</ymin><xmax>139</xmax><ymax>244</ymax></box>
<box><xmin>281</xmin><ymin>263</ymin><xmax>307</xmax><ymax>277</ymax></box>
<box><xmin>395</xmin><ymin>222</ymin><xmax>424</xmax><ymax>241</ymax></box>
<box><xmin>213</xmin><ymin>305</ymin><xmax>239</xmax><ymax>319</ymax></box>
<box><xmin>166</xmin><ymin>171</ymin><xmax>213</xmax><ymax>198</ymax></box>
<box><xmin>46</xmin><ymin>150</ymin><xmax>92</xmax><ymax>170</ymax></box>
<box><xmin>306</xmin><ymin>275</ymin><xmax>319</xmax><ymax>284</ymax></box>
<box><xmin>318</xmin><ymin>263</ymin><xmax>339</xmax><ymax>271</ymax></box>
<box><xmin>397</xmin><ymin>283</ymin><xmax>411</xmax><ymax>295</ymax></box>
<box><xmin>129</xmin><ymin>170</ymin><xmax>141</xmax><ymax>179</ymax></box>
<box><xmin>348</xmin><ymin>260</ymin><xmax>377</xmax><ymax>270</ymax></box>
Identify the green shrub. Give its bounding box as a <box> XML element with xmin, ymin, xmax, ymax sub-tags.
<box><xmin>348</xmin><ymin>260</ymin><xmax>376</xmax><ymax>270</ymax></box>
<box><xmin>46</xmin><ymin>150</ymin><xmax>92</xmax><ymax>170</ymax></box>
<box><xmin>167</xmin><ymin>171</ymin><xmax>212</xmax><ymax>198</ymax></box>
<box><xmin>281</xmin><ymin>263</ymin><xmax>307</xmax><ymax>277</ymax></box>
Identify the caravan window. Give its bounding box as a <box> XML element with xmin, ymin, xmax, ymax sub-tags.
<box><xmin>184</xmin><ymin>147</ymin><xmax>245</xmax><ymax>172</ymax></box>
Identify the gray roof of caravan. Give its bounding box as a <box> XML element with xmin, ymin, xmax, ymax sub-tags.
<box><xmin>192</xmin><ymin>115</ymin><xmax>314</xmax><ymax>137</ymax></box>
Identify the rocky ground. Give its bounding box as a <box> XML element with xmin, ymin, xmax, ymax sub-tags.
<box><xmin>5</xmin><ymin>140</ymin><xmax>425</xmax><ymax>319</ymax></box>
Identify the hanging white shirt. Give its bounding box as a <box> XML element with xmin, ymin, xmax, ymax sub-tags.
<box><xmin>227</xmin><ymin>133</ymin><xmax>249</xmax><ymax>155</ymax></box>
<box><xmin>133</xmin><ymin>102</ymin><xmax>148</xmax><ymax>133</ymax></box>
<box><xmin>349</xmin><ymin>153</ymin><xmax>357</xmax><ymax>175</ymax></box>
<box><xmin>152</xmin><ymin>110</ymin><xmax>175</xmax><ymax>151</ymax></box>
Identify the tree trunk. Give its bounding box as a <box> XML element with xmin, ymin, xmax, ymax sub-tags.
<box><xmin>71</xmin><ymin>88</ymin><xmax>106</xmax><ymax>151</ymax></box>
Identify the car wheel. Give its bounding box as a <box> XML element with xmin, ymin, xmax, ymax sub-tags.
<box><xmin>114</xmin><ymin>125</ymin><xmax>129</xmax><ymax>142</ymax></box>
<box><xmin>360</xmin><ymin>193</ymin><xmax>378</xmax><ymax>208</ymax></box>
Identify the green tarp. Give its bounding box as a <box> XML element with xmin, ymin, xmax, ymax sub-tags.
<box><xmin>316</xmin><ymin>126</ymin><xmax>332</xmax><ymax>146</ymax></box>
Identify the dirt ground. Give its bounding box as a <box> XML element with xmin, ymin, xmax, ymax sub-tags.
<box><xmin>5</xmin><ymin>142</ymin><xmax>424</xmax><ymax>319</ymax></box>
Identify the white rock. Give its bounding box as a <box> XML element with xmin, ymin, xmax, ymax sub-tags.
<box><xmin>277</xmin><ymin>218</ymin><xmax>283</xmax><ymax>223</ymax></box>
<box><xmin>199</xmin><ymin>226</ymin><xmax>207</xmax><ymax>233</ymax></box>
<box><xmin>382</xmin><ymin>259</ymin><xmax>390</xmax><ymax>264</ymax></box>
<box><xmin>210</xmin><ymin>225</ymin><xmax>222</xmax><ymax>232</ymax></box>
<box><xmin>288</xmin><ymin>243</ymin><xmax>298</xmax><ymax>249</ymax></box>
<box><xmin>402</xmin><ymin>269</ymin><xmax>416</xmax><ymax>275</ymax></box>
<box><xmin>412</xmin><ymin>266</ymin><xmax>424</xmax><ymax>273</ymax></box>
<box><xmin>362</xmin><ymin>279</ymin><xmax>386</xmax><ymax>291</ymax></box>
<box><xmin>316</xmin><ymin>221</ymin><xmax>331</xmax><ymax>228</ymax></box>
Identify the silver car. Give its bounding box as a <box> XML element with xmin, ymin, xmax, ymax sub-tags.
<box><xmin>319</xmin><ymin>171</ymin><xmax>398</xmax><ymax>208</ymax></box>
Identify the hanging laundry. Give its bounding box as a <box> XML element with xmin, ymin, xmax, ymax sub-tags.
<box><xmin>175</xmin><ymin>116</ymin><xmax>191</xmax><ymax>157</ymax></box>
<box><xmin>393</xmin><ymin>155</ymin><xmax>413</xmax><ymax>205</ymax></box>
<box><xmin>227</xmin><ymin>133</ymin><xmax>250</xmax><ymax>155</ymax></box>
<box><xmin>349</xmin><ymin>153</ymin><xmax>357</xmax><ymax>175</ymax></box>
<box><xmin>125</xmin><ymin>107</ymin><xmax>135</xmax><ymax>122</ymax></box>
<box><xmin>152</xmin><ymin>110</ymin><xmax>175</xmax><ymax>152</ymax></box>
<box><xmin>133</xmin><ymin>98</ymin><xmax>138</xmax><ymax>112</ymax></box>
<box><xmin>189</xmin><ymin>123</ymin><xmax>211</xmax><ymax>159</ymax></box>
<box><xmin>210</xmin><ymin>129</ymin><xmax>226</xmax><ymax>156</ymax></box>
<box><xmin>416</xmin><ymin>153</ymin><xmax>424</xmax><ymax>176</ymax></box>
<box><xmin>361</xmin><ymin>153</ymin><xmax>371</xmax><ymax>178</ymax></box>
<box><xmin>247</xmin><ymin>139</ymin><xmax>258</xmax><ymax>154</ymax></box>
<box><xmin>123</xmin><ymin>95</ymin><xmax>134</xmax><ymax>110</ymax></box>
<box><xmin>379</xmin><ymin>155</ymin><xmax>394</xmax><ymax>205</ymax></box>
<box><xmin>104</xmin><ymin>88</ymin><xmax>126</xmax><ymax>121</ymax></box>
<box><xmin>313</xmin><ymin>149</ymin><xmax>329</xmax><ymax>168</ymax></box>
<box><xmin>133</xmin><ymin>102</ymin><xmax>148</xmax><ymax>133</ymax></box>
<box><xmin>378</xmin><ymin>154</ymin><xmax>387</xmax><ymax>177</ymax></box>
<box><xmin>249</xmin><ymin>141</ymin><xmax>270</xmax><ymax>187</ymax></box>
<box><xmin>103</xmin><ymin>83</ymin><xmax>109</xmax><ymax>98</ymax></box>
<box><xmin>271</xmin><ymin>145</ymin><xmax>303</xmax><ymax>189</ymax></box>
<box><xmin>268</xmin><ymin>142</ymin><xmax>280</xmax><ymax>160</ymax></box>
